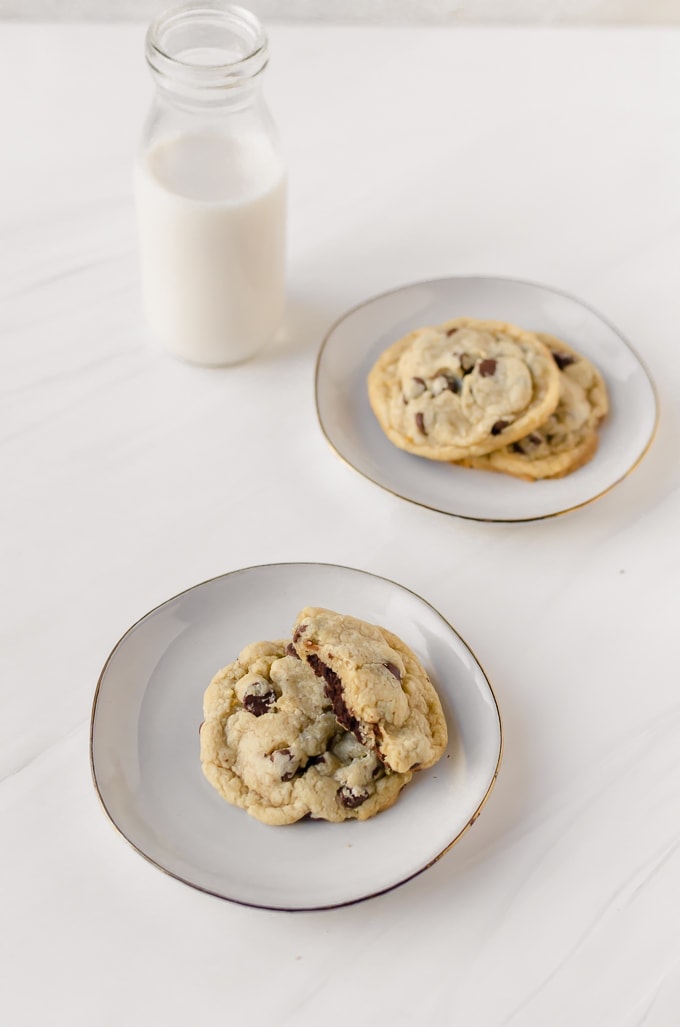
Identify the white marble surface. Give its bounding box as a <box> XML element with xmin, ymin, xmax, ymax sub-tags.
<box><xmin>2</xmin><ymin>20</ymin><xmax>680</xmax><ymax>1027</ymax></box>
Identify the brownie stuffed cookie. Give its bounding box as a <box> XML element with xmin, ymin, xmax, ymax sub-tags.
<box><xmin>367</xmin><ymin>317</ymin><xmax>561</xmax><ymax>463</ymax></box>
<box><xmin>200</xmin><ymin>611</ymin><xmax>447</xmax><ymax>825</ymax></box>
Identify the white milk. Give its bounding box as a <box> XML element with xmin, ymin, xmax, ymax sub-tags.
<box><xmin>135</xmin><ymin>133</ymin><xmax>286</xmax><ymax>366</ymax></box>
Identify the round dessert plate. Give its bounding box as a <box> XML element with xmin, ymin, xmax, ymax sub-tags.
<box><xmin>90</xmin><ymin>562</ymin><xmax>502</xmax><ymax>910</ymax></box>
<box><xmin>315</xmin><ymin>275</ymin><xmax>658</xmax><ymax>521</ymax></box>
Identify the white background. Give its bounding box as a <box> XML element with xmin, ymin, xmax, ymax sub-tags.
<box><xmin>4</xmin><ymin>0</ymin><xmax>680</xmax><ymax>22</ymax></box>
<box><xmin>2</xmin><ymin>14</ymin><xmax>680</xmax><ymax>1027</ymax></box>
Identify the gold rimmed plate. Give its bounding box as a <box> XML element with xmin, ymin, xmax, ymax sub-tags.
<box><xmin>90</xmin><ymin>563</ymin><xmax>501</xmax><ymax>911</ymax></box>
<box><xmin>315</xmin><ymin>276</ymin><xmax>658</xmax><ymax>522</ymax></box>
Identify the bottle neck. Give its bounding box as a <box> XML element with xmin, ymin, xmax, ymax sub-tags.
<box><xmin>146</xmin><ymin>3</ymin><xmax>269</xmax><ymax>112</ymax></box>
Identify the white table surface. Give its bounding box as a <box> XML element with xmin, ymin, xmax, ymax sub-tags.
<box><xmin>2</xmin><ymin>20</ymin><xmax>680</xmax><ymax>1027</ymax></box>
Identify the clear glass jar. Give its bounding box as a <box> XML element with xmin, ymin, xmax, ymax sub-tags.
<box><xmin>135</xmin><ymin>3</ymin><xmax>286</xmax><ymax>366</ymax></box>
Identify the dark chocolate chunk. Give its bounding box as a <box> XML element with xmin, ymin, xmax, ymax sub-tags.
<box><xmin>306</xmin><ymin>653</ymin><xmax>363</xmax><ymax>741</ymax></box>
<box><xmin>511</xmin><ymin>442</ymin><xmax>525</xmax><ymax>454</ymax></box>
<box><xmin>285</xmin><ymin>642</ymin><xmax>301</xmax><ymax>659</ymax></box>
<box><xmin>304</xmin><ymin>753</ymin><xmax>327</xmax><ymax>770</ymax></box>
<box><xmin>446</xmin><ymin>326</ymin><xmax>459</xmax><ymax>336</ymax></box>
<box><xmin>491</xmin><ymin>419</ymin><xmax>510</xmax><ymax>435</ymax></box>
<box><xmin>293</xmin><ymin>622</ymin><xmax>307</xmax><ymax>643</ymax></box>
<box><xmin>372</xmin><ymin>724</ymin><xmax>386</xmax><ymax>762</ymax></box>
<box><xmin>478</xmin><ymin>358</ymin><xmax>497</xmax><ymax>377</ymax></box>
<box><xmin>415</xmin><ymin>412</ymin><xmax>427</xmax><ymax>435</ymax></box>
<box><xmin>552</xmin><ymin>351</ymin><xmax>576</xmax><ymax>371</ymax></box>
<box><xmin>243</xmin><ymin>690</ymin><xmax>276</xmax><ymax>717</ymax></box>
<box><xmin>338</xmin><ymin>786</ymin><xmax>369</xmax><ymax>810</ymax></box>
<box><xmin>383</xmin><ymin>661</ymin><xmax>402</xmax><ymax>681</ymax></box>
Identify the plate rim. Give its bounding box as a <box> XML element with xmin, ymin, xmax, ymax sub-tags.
<box><xmin>89</xmin><ymin>561</ymin><xmax>503</xmax><ymax>912</ymax></box>
<box><xmin>314</xmin><ymin>273</ymin><xmax>660</xmax><ymax>524</ymax></box>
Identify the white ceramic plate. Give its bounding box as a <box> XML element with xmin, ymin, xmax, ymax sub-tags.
<box><xmin>91</xmin><ymin>563</ymin><xmax>501</xmax><ymax>911</ymax></box>
<box><xmin>315</xmin><ymin>276</ymin><xmax>658</xmax><ymax>522</ymax></box>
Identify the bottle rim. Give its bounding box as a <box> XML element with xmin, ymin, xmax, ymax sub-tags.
<box><xmin>146</xmin><ymin>3</ymin><xmax>269</xmax><ymax>89</ymax></box>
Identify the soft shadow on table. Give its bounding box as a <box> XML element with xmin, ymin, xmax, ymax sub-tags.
<box><xmin>255</xmin><ymin>294</ymin><xmax>340</xmax><ymax>365</ymax></box>
<box><xmin>391</xmin><ymin>691</ymin><xmax>531</xmax><ymax>906</ymax></box>
<box><xmin>267</xmin><ymin>680</ymin><xmax>534</xmax><ymax>926</ymax></box>
<box><xmin>530</xmin><ymin>383</ymin><xmax>674</xmax><ymax>542</ymax></box>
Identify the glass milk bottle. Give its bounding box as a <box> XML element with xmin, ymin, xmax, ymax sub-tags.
<box><xmin>135</xmin><ymin>3</ymin><xmax>286</xmax><ymax>366</ymax></box>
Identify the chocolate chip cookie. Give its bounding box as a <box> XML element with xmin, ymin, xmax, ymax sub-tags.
<box><xmin>199</xmin><ymin>618</ymin><xmax>443</xmax><ymax>825</ymax></box>
<box><xmin>291</xmin><ymin>608</ymin><xmax>448</xmax><ymax>775</ymax></box>
<box><xmin>367</xmin><ymin>317</ymin><xmax>561</xmax><ymax>462</ymax></box>
<box><xmin>458</xmin><ymin>334</ymin><xmax>609</xmax><ymax>480</ymax></box>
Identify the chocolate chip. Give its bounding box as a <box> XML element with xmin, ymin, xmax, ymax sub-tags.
<box><xmin>434</xmin><ymin>370</ymin><xmax>461</xmax><ymax>395</ymax></box>
<box><xmin>268</xmin><ymin>747</ymin><xmax>297</xmax><ymax>781</ymax></box>
<box><xmin>460</xmin><ymin>353</ymin><xmax>476</xmax><ymax>373</ymax></box>
<box><xmin>552</xmin><ymin>351</ymin><xmax>576</xmax><ymax>371</ymax></box>
<box><xmin>293</xmin><ymin>623</ymin><xmax>307</xmax><ymax>643</ymax></box>
<box><xmin>478</xmin><ymin>358</ymin><xmax>497</xmax><ymax>377</ymax></box>
<box><xmin>446</xmin><ymin>327</ymin><xmax>459</xmax><ymax>336</ymax></box>
<box><xmin>384</xmin><ymin>661</ymin><xmax>402</xmax><ymax>681</ymax></box>
<box><xmin>513</xmin><ymin>433</ymin><xmax>540</xmax><ymax>453</ymax></box>
<box><xmin>491</xmin><ymin>420</ymin><xmax>510</xmax><ymax>435</ymax></box>
<box><xmin>285</xmin><ymin>642</ymin><xmax>300</xmax><ymax>659</ymax></box>
<box><xmin>371</xmin><ymin>724</ymin><xmax>387</xmax><ymax>764</ymax></box>
<box><xmin>306</xmin><ymin>653</ymin><xmax>363</xmax><ymax>741</ymax></box>
<box><xmin>243</xmin><ymin>690</ymin><xmax>276</xmax><ymax>716</ymax></box>
<box><xmin>338</xmin><ymin>786</ymin><xmax>369</xmax><ymax>809</ymax></box>
<box><xmin>304</xmin><ymin>753</ymin><xmax>327</xmax><ymax>770</ymax></box>
<box><xmin>415</xmin><ymin>412</ymin><xmax>427</xmax><ymax>435</ymax></box>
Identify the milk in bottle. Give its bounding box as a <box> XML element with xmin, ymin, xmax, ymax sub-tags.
<box><xmin>136</xmin><ymin>4</ymin><xmax>286</xmax><ymax>366</ymax></box>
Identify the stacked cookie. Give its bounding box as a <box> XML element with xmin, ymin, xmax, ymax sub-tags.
<box><xmin>367</xmin><ymin>318</ymin><xmax>609</xmax><ymax>480</ymax></box>
<box><xmin>200</xmin><ymin>607</ymin><xmax>447</xmax><ymax>825</ymax></box>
